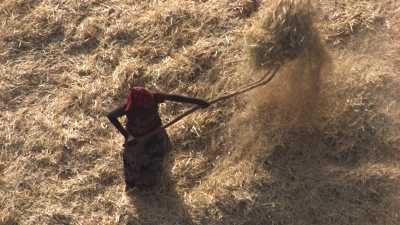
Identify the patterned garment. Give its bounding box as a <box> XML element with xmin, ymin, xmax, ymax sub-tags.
<box><xmin>126</xmin><ymin>106</ymin><xmax>162</xmax><ymax>137</ymax></box>
<box><xmin>122</xmin><ymin>129</ymin><xmax>171</xmax><ymax>190</ymax></box>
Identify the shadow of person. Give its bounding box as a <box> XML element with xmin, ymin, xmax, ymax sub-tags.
<box><xmin>125</xmin><ymin>154</ymin><xmax>194</xmax><ymax>225</ymax></box>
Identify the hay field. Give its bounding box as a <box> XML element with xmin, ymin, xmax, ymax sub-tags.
<box><xmin>1</xmin><ymin>0</ymin><xmax>399</xmax><ymax>224</ymax></box>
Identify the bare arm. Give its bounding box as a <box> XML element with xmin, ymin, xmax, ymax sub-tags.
<box><xmin>154</xmin><ymin>93</ymin><xmax>210</xmax><ymax>108</ymax></box>
<box><xmin>107</xmin><ymin>106</ymin><xmax>130</xmax><ymax>138</ymax></box>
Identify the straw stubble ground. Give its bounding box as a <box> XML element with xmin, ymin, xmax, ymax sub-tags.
<box><xmin>0</xmin><ymin>0</ymin><xmax>399</xmax><ymax>225</ymax></box>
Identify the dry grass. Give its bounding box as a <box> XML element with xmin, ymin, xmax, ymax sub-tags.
<box><xmin>1</xmin><ymin>0</ymin><xmax>400</xmax><ymax>225</ymax></box>
<box><xmin>318</xmin><ymin>0</ymin><xmax>387</xmax><ymax>46</ymax></box>
<box><xmin>246</xmin><ymin>0</ymin><xmax>314</xmax><ymax>68</ymax></box>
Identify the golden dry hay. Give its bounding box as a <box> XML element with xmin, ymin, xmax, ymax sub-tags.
<box><xmin>78</xmin><ymin>17</ymin><xmax>103</xmax><ymax>40</ymax></box>
<box><xmin>0</xmin><ymin>0</ymin><xmax>399</xmax><ymax>224</ymax></box>
<box><xmin>246</xmin><ymin>0</ymin><xmax>314</xmax><ymax>69</ymax></box>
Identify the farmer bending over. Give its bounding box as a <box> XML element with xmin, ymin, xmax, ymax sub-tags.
<box><xmin>107</xmin><ymin>86</ymin><xmax>210</xmax><ymax>191</ymax></box>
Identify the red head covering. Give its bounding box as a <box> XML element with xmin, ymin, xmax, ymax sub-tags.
<box><xmin>125</xmin><ymin>86</ymin><xmax>155</xmax><ymax>111</ymax></box>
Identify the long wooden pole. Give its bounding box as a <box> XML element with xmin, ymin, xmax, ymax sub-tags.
<box><xmin>125</xmin><ymin>65</ymin><xmax>281</xmax><ymax>147</ymax></box>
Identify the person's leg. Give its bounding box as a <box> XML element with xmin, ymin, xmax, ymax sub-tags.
<box><xmin>123</xmin><ymin>146</ymin><xmax>141</xmax><ymax>190</ymax></box>
<box><xmin>136</xmin><ymin>130</ymin><xmax>171</xmax><ymax>189</ymax></box>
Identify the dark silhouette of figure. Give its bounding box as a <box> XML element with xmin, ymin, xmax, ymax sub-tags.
<box><xmin>107</xmin><ymin>86</ymin><xmax>209</xmax><ymax>191</ymax></box>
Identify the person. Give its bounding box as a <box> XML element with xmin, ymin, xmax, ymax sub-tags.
<box><xmin>107</xmin><ymin>86</ymin><xmax>210</xmax><ymax>191</ymax></box>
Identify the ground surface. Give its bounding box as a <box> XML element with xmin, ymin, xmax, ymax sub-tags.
<box><xmin>1</xmin><ymin>0</ymin><xmax>399</xmax><ymax>225</ymax></box>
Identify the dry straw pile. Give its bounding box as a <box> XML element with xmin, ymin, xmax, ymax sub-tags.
<box><xmin>246</xmin><ymin>0</ymin><xmax>313</xmax><ymax>68</ymax></box>
<box><xmin>1</xmin><ymin>0</ymin><xmax>400</xmax><ymax>225</ymax></box>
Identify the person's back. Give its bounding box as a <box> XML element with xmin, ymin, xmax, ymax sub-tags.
<box><xmin>124</xmin><ymin>87</ymin><xmax>162</xmax><ymax>137</ymax></box>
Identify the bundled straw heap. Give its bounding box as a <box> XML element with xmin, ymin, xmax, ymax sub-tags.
<box><xmin>247</xmin><ymin>0</ymin><xmax>313</xmax><ymax>68</ymax></box>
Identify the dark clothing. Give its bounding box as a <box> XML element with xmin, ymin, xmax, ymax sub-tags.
<box><xmin>123</xmin><ymin>129</ymin><xmax>171</xmax><ymax>189</ymax></box>
<box><xmin>107</xmin><ymin>92</ymin><xmax>209</xmax><ymax>138</ymax></box>
<box><xmin>107</xmin><ymin>90</ymin><xmax>210</xmax><ymax>190</ymax></box>
<box><xmin>125</xmin><ymin>105</ymin><xmax>162</xmax><ymax>137</ymax></box>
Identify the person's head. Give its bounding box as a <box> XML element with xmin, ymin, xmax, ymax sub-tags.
<box><xmin>125</xmin><ymin>86</ymin><xmax>155</xmax><ymax>111</ymax></box>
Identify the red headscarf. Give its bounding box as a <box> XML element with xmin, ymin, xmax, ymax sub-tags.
<box><xmin>124</xmin><ymin>86</ymin><xmax>155</xmax><ymax>111</ymax></box>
